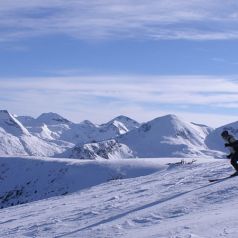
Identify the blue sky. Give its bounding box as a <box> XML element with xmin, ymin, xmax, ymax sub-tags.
<box><xmin>1</xmin><ymin>0</ymin><xmax>238</xmax><ymax>127</ymax></box>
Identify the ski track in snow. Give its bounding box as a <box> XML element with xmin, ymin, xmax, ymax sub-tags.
<box><xmin>1</xmin><ymin>158</ymin><xmax>238</xmax><ymax>237</ymax></box>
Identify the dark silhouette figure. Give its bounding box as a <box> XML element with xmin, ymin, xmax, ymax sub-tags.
<box><xmin>221</xmin><ymin>130</ymin><xmax>238</xmax><ymax>173</ymax></box>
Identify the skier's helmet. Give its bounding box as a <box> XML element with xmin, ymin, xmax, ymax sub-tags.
<box><xmin>221</xmin><ymin>130</ymin><xmax>229</xmax><ymax>138</ymax></box>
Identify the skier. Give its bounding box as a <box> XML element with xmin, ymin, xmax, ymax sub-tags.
<box><xmin>221</xmin><ymin>130</ymin><xmax>238</xmax><ymax>176</ymax></box>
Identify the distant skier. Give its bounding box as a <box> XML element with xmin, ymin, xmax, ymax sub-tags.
<box><xmin>221</xmin><ymin>130</ymin><xmax>238</xmax><ymax>175</ymax></box>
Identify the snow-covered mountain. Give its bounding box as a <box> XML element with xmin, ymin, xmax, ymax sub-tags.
<box><xmin>1</xmin><ymin>111</ymin><xmax>140</xmax><ymax>157</ymax></box>
<box><xmin>66</xmin><ymin>114</ymin><xmax>219</xmax><ymax>159</ymax></box>
<box><xmin>1</xmin><ymin>110</ymin><xmax>30</xmax><ymax>136</ymax></box>
<box><xmin>17</xmin><ymin>113</ymin><xmax>140</xmax><ymax>146</ymax></box>
<box><xmin>0</xmin><ymin>110</ymin><xmax>63</xmax><ymax>156</ymax></box>
<box><xmin>100</xmin><ymin>115</ymin><xmax>140</xmax><ymax>135</ymax></box>
<box><xmin>58</xmin><ymin>115</ymin><xmax>140</xmax><ymax>145</ymax></box>
<box><xmin>60</xmin><ymin>139</ymin><xmax>135</xmax><ymax>160</ymax></box>
<box><xmin>36</xmin><ymin>112</ymin><xmax>71</xmax><ymax>125</ymax></box>
<box><xmin>17</xmin><ymin>113</ymin><xmax>74</xmax><ymax>142</ymax></box>
<box><xmin>119</xmin><ymin>114</ymin><xmax>213</xmax><ymax>157</ymax></box>
<box><xmin>2</xmin><ymin>110</ymin><xmax>235</xmax><ymax>159</ymax></box>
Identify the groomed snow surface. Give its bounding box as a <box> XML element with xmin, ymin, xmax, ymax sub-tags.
<box><xmin>1</xmin><ymin>156</ymin><xmax>238</xmax><ymax>238</ymax></box>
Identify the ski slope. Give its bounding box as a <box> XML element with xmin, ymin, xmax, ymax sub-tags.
<box><xmin>1</xmin><ymin>157</ymin><xmax>238</xmax><ymax>237</ymax></box>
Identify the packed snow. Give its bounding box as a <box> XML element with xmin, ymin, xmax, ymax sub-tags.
<box><xmin>1</xmin><ymin>156</ymin><xmax>238</xmax><ymax>237</ymax></box>
<box><xmin>0</xmin><ymin>156</ymin><xmax>162</xmax><ymax>209</ymax></box>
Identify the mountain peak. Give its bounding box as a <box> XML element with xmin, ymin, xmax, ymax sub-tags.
<box><xmin>113</xmin><ymin>115</ymin><xmax>134</xmax><ymax>121</ymax></box>
<box><xmin>0</xmin><ymin>110</ymin><xmax>13</xmax><ymax>123</ymax></box>
<box><xmin>135</xmin><ymin>113</ymin><xmax>207</xmax><ymax>142</ymax></box>
<box><xmin>154</xmin><ymin>114</ymin><xmax>179</xmax><ymax>122</ymax></box>
<box><xmin>104</xmin><ymin>115</ymin><xmax>140</xmax><ymax>127</ymax></box>
<box><xmin>146</xmin><ymin>114</ymin><xmax>182</xmax><ymax>128</ymax></box>
<box><xmin>111</xmin><ymin>115</ymin><xmax>138</xmax><ymax>123</ymax></box>
<box><xmin>37</xmin><ymin>112</ymin><xmax>71</xmax><ymax>125</ymax></box>
<box><xmin>0</xmin><ymin>109</ymin><xmax>9</xmax><ymax>114</ymax></box>
<box><xmin>0</xmin><ymin>110</ymin><xmax>29</xmax><ymax>136</ymax></box>
<box><xmin>100</xmin><ymin>115</ymin><xmax>140</xmax><ymax>135</ymax></box>
<box><xmin>79</xmin><ymin>120</ymin><xmax>96</xmax><ymax>127</ymax></box>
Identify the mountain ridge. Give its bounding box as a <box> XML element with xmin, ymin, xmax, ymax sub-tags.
<box><xmin>1</xmin><ymin>110</ymin><xmax>235</xmax><ymax>159</ymax></box>
<box><xmin>65</xmin><ymin>114</ymin><xmax>218</xmax><ymax>159</ymax></box>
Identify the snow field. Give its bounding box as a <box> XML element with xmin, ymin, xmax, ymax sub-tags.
<box><xmin>1</xmin><ymin>157</ymin><xmax>238</xmax><ymax>237</ymax></box>
<box><xmin>0</xmin><ymin>156</ymin><xmax>165</xmax><ymax>209</ymax></box>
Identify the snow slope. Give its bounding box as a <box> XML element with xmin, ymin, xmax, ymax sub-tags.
<box><xmin>0</xmin><ymin>157</ymin><xmax>238</xmax><ymax>237</ymax></box>
<box><xmin>0</xmin><ymin>156</ymin><xmax>163</xmax><ymax>209</ymax></box>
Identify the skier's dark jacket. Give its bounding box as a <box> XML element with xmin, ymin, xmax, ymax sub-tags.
<box><xmin>224</xmin><ymin>135</ymin><xmax>238</xmax><ymax>153</ymax></box>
